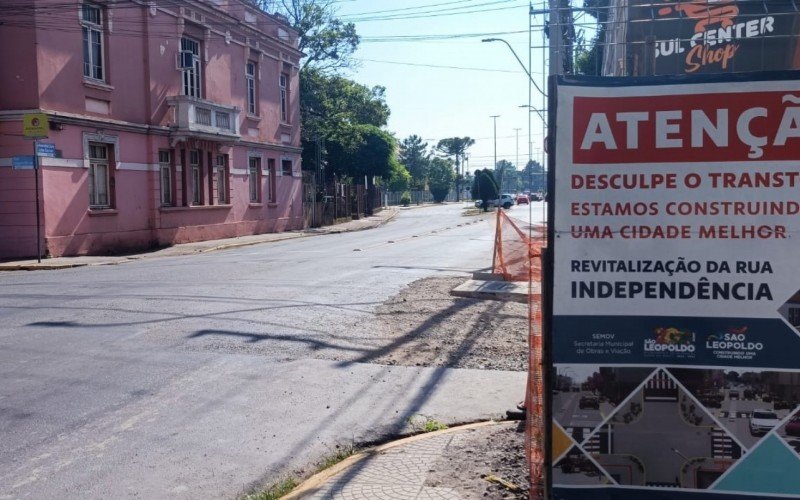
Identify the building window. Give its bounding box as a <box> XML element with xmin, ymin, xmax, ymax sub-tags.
<box><xmin>249</xmin><ymin>156</ymin><xmax>261</xmax><ymax>202</ymax></box>
<box><xmin>281</xmin><ymin>159</ymin><xmax>292</xmax><ymax>176</ymax></box>
<box><xmin>81</xmin><ymin>4</ymin><xmax>105</xmax><ymax>81</ymax></box>
<box><xmin>279</xmin><ymin>73</ymin><xmax>288</xmax><ymax>122</ymax></box>
<box><xmin>88</xmin><ymin>143</ymin><xmax>110</xmax><ymax>208</ymax></box>
<box><xmin>159</xmin><ymin>150</ymin><xmax>173</xmax><ymax>206</ymax></box>
<box><xmin>246</xmin><ymin>61</ymin><xmax>257</xmax><ymax>115</ymax></box>
<box><xmin>181</xmin><ymin>38</ymin><xmax>202</xmax><ymax>98</ymax></box>
<box><xmin>267</xmin><ymin>158</ymin><xmax>276</xmax><ymax>203</ymax></box>
<box><xmin>190</xmin><ymin>150</ymin><xmax>202</xmax><ymax>205</ymax></box>
<box><xmin>216</xmin><ymin>155</ymin><xmax>228</xmax><ymax>204</ymax></box>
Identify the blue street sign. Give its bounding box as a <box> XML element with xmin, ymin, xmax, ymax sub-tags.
<box><xmin>12</xmin><ymin>155</ymin><xmax>35</xmax><ymax>170</ymax></box>
<box><xmin>36</xmin><ymin>142</ymin><xmax>56</xmax><ymax>158</ymax></box>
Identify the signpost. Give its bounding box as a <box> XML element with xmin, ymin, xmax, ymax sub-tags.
<box><xmin>547</xmin><ymin>72</ymin><xmax>800</xmax><ymax>498</ymax></box>
<box><xmin>22</xmin><ymin>113</ymin><xmax>49</xmax><ymax>263</ymax></box>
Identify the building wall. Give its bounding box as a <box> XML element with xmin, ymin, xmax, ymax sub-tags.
<box><xmin>0</xmin><ymin>0</ymin><xmax>303</xmax><ymax>259</ymax></box>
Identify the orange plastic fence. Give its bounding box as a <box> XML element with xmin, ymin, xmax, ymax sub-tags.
<box><xmin>492</xmin><ymin>209</ymin><xmax>546</xmax><ymax>497</ymax></box>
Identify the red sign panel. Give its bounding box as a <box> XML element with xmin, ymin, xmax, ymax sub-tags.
<box><xmin>573</xmin><ymin>90</ymin><xmax>800</xmax><ymax>164</ymax></box>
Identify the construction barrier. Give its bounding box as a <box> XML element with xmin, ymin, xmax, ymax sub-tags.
<box><xmin>492</xmin><ymin>209</ymin><xmax>546</xmax><ymax>497</ymax></box>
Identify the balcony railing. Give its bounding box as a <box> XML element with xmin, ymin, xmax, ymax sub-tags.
<box><xmin>168</xmin><ymin>95</ymin><xmax>240</xmax><ymax>141</ymax></box>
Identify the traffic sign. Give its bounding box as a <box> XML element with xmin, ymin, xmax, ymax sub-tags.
<box><xmin>36</xmin><ymin>142</ymin><xmax>56</xmax><ymax>158</ymax></box>
<box><xmin>23</xmin><ymin>113</ymin><xmax>48</xmax><ymax>138</ymax></box>
<box><xmin>12</xmin><ymin>156</ymin><xmax>35</xmax><ymax>170</ymax></box>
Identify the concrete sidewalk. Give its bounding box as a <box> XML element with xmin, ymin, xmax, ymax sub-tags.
<box><xmin>284</xmin><ymin>421</ymin><xmax>514</xmax><ymax>500</ymax></box>
<box><xmin>0</xmin><ymin>207</ymin><xmax>400</xmax><ymax>271</ymax></box>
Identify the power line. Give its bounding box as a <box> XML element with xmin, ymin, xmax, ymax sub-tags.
<box><xmin>353</xmin><ymin>58</ymin><xmax>527</xmax><ymax>74</ymax></box>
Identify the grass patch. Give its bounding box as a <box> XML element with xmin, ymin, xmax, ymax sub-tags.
<box><xmin>316</xmin><ymin>444</ymin><xmax>357</xmax><ymax>472</ymax></box>
<box><xmin>243</xmin><ymin>477</ymin><xmax>298</xmax><ymax>500</ymax></box>
<box><xmin>409</xmin><ymin>415</ymin><xmax>449</xmax><ymax>433</ymax></box>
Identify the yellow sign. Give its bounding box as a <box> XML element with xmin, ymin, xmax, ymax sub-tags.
<box><xmin>23</xmin><ymin>113</ymin><xmax>49</xmax><ymax>138</ymax></box>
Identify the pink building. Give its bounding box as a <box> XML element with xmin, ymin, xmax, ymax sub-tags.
<box><xmin>0</xmin><ymin>0</ymin><xmax>304</xmax><ymax>259</ymax></box>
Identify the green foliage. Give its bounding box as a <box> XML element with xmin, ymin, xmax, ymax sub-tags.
<box><xmin>435</xmin><ymin>137</ymin><xmax>475</xmax><ymax>168</ymax></box>
<box><xmin>522</xmin><ymin>159</ymin><xmax>546</xmax><ymax>192</ymax></box>
<box><xmin>399</xmin><ymin>135</ymin><xmax>431</xmax><ymax>189</ymax></box>
<box><xmin>326</xmin><ymin>124</ymin><xmax>396</xmax><ymax>181</ymax></box>
<box><xmin>427</xmin><ymin>157</ymin><xmax>455</xmax><ymax>203</ymax></box>
<box><xmin>243</xmin><ymin>478</ymin><xmax>298</xmax><ymax>500</ymax></box>
<box><xmin>300</xmin><ymin>68</ymin><xmax>390</xmax><ymax>173</ymax></box>
<box><xmin>475</xmin><ymin>170</ymin><xmax>499</xmax><ymax>211</ymax></box>
<box><xmin>408</xmin><ymin>415</ymin><xmax>449</xmax><ymax>433</ymax></box>
<box><xmin>400</xmin><ymin>191</ymin><xmax>411</xmax><ymax>206</ymax></box>
<box><xmin>316</xmin><ymin>444</ymin><xmax>357</xmax><ymax>472</ymax></box>
<box><xmin>494</xmin><ymin>159</ymin><xmax>516</xmax><ymax>193</ymax></box>
<box><xmin>269</xmin><ymin>0</ymin><xmax>360</xmax><ymax>72</ymax></box>
<box><xmin>387</xmin><ymin>160</ymin><xmax>411</xmax><ymax>192</ymax></box>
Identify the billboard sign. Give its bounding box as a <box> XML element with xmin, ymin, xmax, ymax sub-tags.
<box><xmin>549</xmin><ymin>72</ymin><xmax>800</xmax><ymax>498</ymax></box>
<box><xmin>608</xmin><ymin>0</ymin><xmax>800</xmax><ymax>76</ymax></box>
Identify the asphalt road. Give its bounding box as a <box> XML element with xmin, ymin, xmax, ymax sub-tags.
<box><xmin>0</xmin><ymin>203</ymin><xmax>527</xmax><ymax>499</ymax></box>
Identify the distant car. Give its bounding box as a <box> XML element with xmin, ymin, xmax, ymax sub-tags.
<box><xmin>579</xmin><ymin>396</ymin><xmax>600</xmax><ymax>410</ymax></box>
<box><xmin>729</xmin><ymin>390</ymin><xmax>740</xmax><ymax>400</ymax></box>
<box><xmin>474</xmin><ymin>193</ymin><xmax>515</xmax><ymax>210</ymax></box>
<box><xmin>785</xmin><ymin>416</ymin><xmax>800</xmax><ymax>437</ymax></box>
<box><xmin>516</xmin><ymin>194</ymin><xmax>529</xmax><ymax>205</ymax></box>
<box><xmin>529</xmin><ymin>192</ymin><xmax>542</xmax><ymax>201</ymax></box>
<box><xmin>749</xmin><ymin>409</ymin><xmax>780</xmax><ymax>435</ymax></box>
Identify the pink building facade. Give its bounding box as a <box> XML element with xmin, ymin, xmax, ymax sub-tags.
<box><xmin>0</xmin><ymin>0</ymin><xmax>304</xmax><ymax>259</ymax></box>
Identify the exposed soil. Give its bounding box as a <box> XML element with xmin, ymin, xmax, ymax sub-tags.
<box><xmin>426</xmin><ymin>422</ymin><xmax>530</xmax><ymax>499</ymax></box>
<box><xmin>372</xmin><ymin>276</ymin><xmax>529</xmax><ymax>372</ymax></box>
<box><xmin>375</xmin><ymin>276</ymin><xmax>531</xmax><ymax>498</ymax></box>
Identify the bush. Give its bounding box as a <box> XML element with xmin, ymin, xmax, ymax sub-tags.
<box><xmin>400</xmin><ymin>192</ymin><xmax>411</xmax><ymax>206</ymax></box>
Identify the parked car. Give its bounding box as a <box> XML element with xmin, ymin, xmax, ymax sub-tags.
<box><xmin>785</xmin><ymin>416</ymin><xmax>800</xmax><ymax>437</ymax></box>
<box><xmin>729</xmin><ymin>390</ymin><xmax>740</xmax><ymax>400</ymax></box>
<box><xmin>749</xmin><ymin>409</ymin><xmax>780</xmax><ymax>435</ymax></box>
<box><xmin>516</xmin><ymin>194</ymin><xmax>529</xmax><ymax>205</ymax></box>
<box><xmin>529</xmin><ymin>192</ymin><xmax>542</xmax><ymax>201</ymax></box>
<box><xmin>579</xmin><ymin>396</ymin><xmax>600</xmax><ymax>410</ymax></box>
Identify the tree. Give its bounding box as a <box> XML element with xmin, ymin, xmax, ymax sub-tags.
<box><xmin>427</xmin><ymin>157</ymin><xmax>455</xmax><ymax>203</ymax></box>
<box><xmin>262</xmin><ymin>0</ymin><xmax>360</xmax><ymax>72</ymax></box>
<box><xmin>387</xmin><ymin>160</ymin><xmax>411</xmax><ymax>192</ymax></box>
<box><xmin>398</xmin><ymin>135</ymin><xmax>431</xmax><ymax>190</ymax></box>
<box><xmin>301</xmin><ymin>68</ymin><xmax>390</xmax><ymax>174</ymax></box>
<box><xmin>326</xmin><ymin>124</ymin><xmax>396</xmax><ymax>181</ymax></box>
<box><xmin>522</xmin><ymin>159</ymin><xmax>545</xmax><ymax>193</ymax></box>
<box><xmin>435</xmin><ymin>137</ymin><xmax>475</xmax><ymax>202</ymax></box>
<box><xmin>472</xmin><ymin>169</ymin><xmax>498</xmax><ymax>211</ymax></box>
<box><xmin>574</xmin><ymin>0</ymin><xmax>610</xmax><ymax>76</ymax></box>
<box><xmin>494</xmin><ymin>159</ymin><xmax>517</xmax><ymax>193</ymax></box>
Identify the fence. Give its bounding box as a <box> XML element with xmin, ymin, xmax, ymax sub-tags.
<box><xmin>383</xmin><ymin>189</ymin><xmax>463</xmax><ymax>206</ymax></box>
<box><xmin>492</xmin><ymin>209</ymin><xmax>547</xmax><ymax>498</ymax></box>
<box><xmin>303</xmin><ymin>173</ymin><xmax>385</xmax><ymax>228</ymax></box>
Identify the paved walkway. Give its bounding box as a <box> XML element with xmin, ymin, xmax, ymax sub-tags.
<box><xmin>286</xmin><ymin>422</ymin><xmax>504</xmax><ymax>500</ymax></box>
<box><xmin>0</xmin><ymin>208</ymin><xmax>400</xmax><ymax>271</ymax></box>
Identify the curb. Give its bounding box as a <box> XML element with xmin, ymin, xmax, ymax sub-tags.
<box><xmin>0</xmin><ymin>263</ymin><xmax>89</xmax><ymax>271</ymax></box>
<box><xmin>281</xmin><ymin>420</ymin><xmax>502</xmax><ymax>500</ymax></box>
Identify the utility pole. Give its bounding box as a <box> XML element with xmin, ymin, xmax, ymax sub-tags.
<box><xmin>491</xmin><ymin>115</ymin><xmax>500</xmax><ymax>192</ymax></box>
<box><xmin>513</xmin><ymin>127</ymin><xmax>521</xmax><ymax>192</ymax></box>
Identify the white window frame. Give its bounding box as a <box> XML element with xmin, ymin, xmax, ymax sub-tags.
<box><xmin>81</xmin><ymin>3</ymin><xmax>105</xmax><ymax>81</ymax></box>
<box><xmin>246</xmin><ymin>61</ymin><xmax>257</xmax><ymax>115</ymax></box>
<box><xmin>181</xmin><ymin>37</ymin><xmax>202</xmax><ymax>98</ymax></box>
<box><xmin>159</xmin><ymin>150</ymin><xmax>172</xmax><ymax>206</ymax></box>
<box><xmin>279</xmin><ymin>73</ymin><xmax>288</xmax><ymax>122</ymax></box>
<box><xmin>88</xmin><ymin>143</ymin><xmax>110</xmax><ymax>208</ymax></box>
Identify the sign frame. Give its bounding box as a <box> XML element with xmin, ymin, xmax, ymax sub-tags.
<box><xmin>546</xmin><ymin>70</ymin><xmax>800</xmax><ymax>498</ymax></box>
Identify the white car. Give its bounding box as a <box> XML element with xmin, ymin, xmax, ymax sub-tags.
<box><xmin>749</xmin><ymin>409</ymin><xmax>780</xmax><ymax>435</ymax></box>
<box><xmin>474</xmin><ymin>193</ymin><xmax>515</xmax><ymax>209</ymax></box>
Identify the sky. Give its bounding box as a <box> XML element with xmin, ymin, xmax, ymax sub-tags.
<box><xmin>331</xmin><ymin>0</ymin><xmax>552</xmax><ymax>176</ymax></box>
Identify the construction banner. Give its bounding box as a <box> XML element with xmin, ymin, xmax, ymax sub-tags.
<box><xmin>548</xmin><ymin>71</ymin><xmax>800</xmax><ymax>498</ymax></box>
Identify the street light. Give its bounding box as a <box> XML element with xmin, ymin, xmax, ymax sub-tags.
<box><xmin>481</xmin><ymin>37</ymin><xmax>546</xmax><ymax>98</ymax></box>
<box><xmin>491</xmin><ymin>115</ymin><xmax>500</xmax><ymax>192</ymax></box>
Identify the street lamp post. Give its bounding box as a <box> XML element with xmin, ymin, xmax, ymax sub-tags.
<box><xmin>491</xmin><ymin>115</ymin><xmax>500</xmax><ymax>192</ymax></box>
